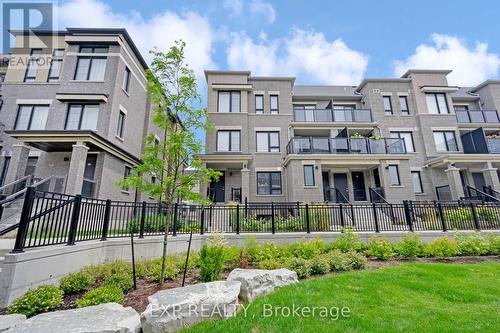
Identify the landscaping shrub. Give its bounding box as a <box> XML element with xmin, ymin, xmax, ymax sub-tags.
<box><xmin>75</xmin><ymin>285</ymin><xmax>123</xmax><ymax>308</ymax></box>
<box><xmin>127</xmin><ymin>214</ymin><xmax>168</xmax><ymax>233</ymax></box>
<box><xmin>455</xmin><ymin>232</ymin><xmax>489</xmax><ymax>256</ymax></box>
<box><xmin>178</xmin><ymin>222</ymin><xmax>201</xmax><ymax>233</ymax></box>
<box><xmin>309</xmin><ymin>255</ymin><xmax>330</xmax><ymax>275</ymax></box>
<box><xmin>476</xmin><ymin>206</ymin><xmax>498</xmax><ymax>225</ymax></box>
<box><xmin>423</xmin><ymin>236</ymin><xmax>460</xmax><ymax>257</ymax></box>
<box><xmin>305</xmin><ymin>205</ymin><xmax>331</xmax><ymax>231</ymax></box>
<box><xmin>222</xmin><ymin>245</ymin><xmax>241</xmax><ymax>269</ymax></box>
<box><xmin>486</xmin><ymin>233</ymin><xmax>500</xmax><ymax>255</ymax></box>
<box><xmin>254</xmin><ymin>242</ymin><xmax>283</xmax><ymax>262</ymax></box>
<box><xmin>442</xmin><ymin>208</ymin><xmax>472</xmax><ymax>228</ymax></box>
<box><xmin>286</xmin><ymin>258</ymin><xmax>312</xmax><ymax>279</ymax></box>
<box><xmin>367</xmin><ymin>236</ymin><xmax>394</xmax><ymax>260</ymax></box>
<box><xmin>104</xmin><ymin>273</ymin><xmax>133</xmax><ymax>292</ymax></box>
<box><xmin>243</xmin><ymin>237</ymin><xmax>259</xmax><ymax>262</ymax></box>
<box><xmin>327</xmin><ymin>250</ymin><xmax>352</xmax><ymax>272</ymax></box>
<box><xmin>259</xmin><ymin>258</ymin><xmax>283</xmax><ymax>270</ymax></box>
<box><xmin>345</xmin><ymin>251</ymin><xmax>367</xmax><ymax>270</ymax></box>
<box><xmin>59</xmin><ymin>271</ymin><xmax>95</xmax><ymax>294</ymax></box>
<box><xmin>200</xmin><ymin>241</ymin><xmax>224</xmax><ymax>282</ymax></box>
<box><xmin>292</xmin><ymin>238</ymin><xmax>326</xmax><ymax>259</ymax></box>
<box><xmin>275</xmin><ymin>214</ymin><xmax>305</xmax><ymax>232</ymax></box>
<box><xmin>148</xmin><ymin>257</ymin><xmax>182</xmax><ymax>282</ymax></box>
<box><xmin>395</xmin><ymin>233</ymin><xmax>424</xmax><ymax>258</ymax></box>
<box><xmin>8</xmin><ymin>285</ymin><xmax>63</xmax><ymax>317</ymax></box>
<box><xmin>332</xmin><ymin>228</ymin><xmax>363</xmax><ymax>252</ymax></box>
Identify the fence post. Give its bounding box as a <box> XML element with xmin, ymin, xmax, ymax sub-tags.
<box><xmin>67</xmin><ymin>194</ymin><xmax>82</xmax><ymax>246</ymax></box>
<box><xmin>305</xmin><ymin>204</ymin><xmax>310</xmax><ymax>233</ymax></box>
<box><xmin>172</xmin><ymin>203</ymin><xmax>178</xmax><ymax>236</ymax></box>
<box><xmin>271</xmin><ymin>202</ymin><xmax>275</xmax><ymax>234</ymax></box>
<box><xmin>200</xmin><ymin>207</ymin><xmax>205</xmax><ymax>235</ymax></box>
<box><xmin>350</xmin><ymin>204</ymin><xmax>355</xmax><ymax>226</ymax></box>
<box><xmin>139</xmin><ymin>201</ymin><xmax>146</xmax><ymax>238</ymax></box>
<box><xmin>403</xmin><ymin>200</ymin><xmax>413</xmax><ymax>232</ymax></box>
<box><xmin>437</xmin><ymin>202</ymin><xmax>447</xmax><ymax>232</ymax></box>
<box><xmin>339</xmin><ymin>203</ymin><xmax>345</xmax><ymax>228</ymax></box>
<box><xmin>101</xmin><ymin>199</ymin><xmax>111</xmax><ymax>241</ymax></box>
<box><xmin>244</xmin><ymin>197</ymin><xmax>248</xmax><ymax>223</ymax></box>
<box><xmin>236</xmin><ymin>204</ymin><xmax>240</xmax><ymax>235</ymax></box>
<box><xmin>11</xmin><ymin>186</ymin><xmax>35</xmax><ymax>253</ymax></box>
<box><xmin>372</xmin><ymin>203</ymin><xmax>380</xmax><ymax>232</ymax></box>
<box><xmin>470</xmin><ymin>202</ymin><xmax>480</xmax><ymax>230</ymax></box>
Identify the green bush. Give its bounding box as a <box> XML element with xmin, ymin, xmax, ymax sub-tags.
<box><xmin>423</xmin><ymin>236</ymin><xmax>460</xmax><ymax>257</ymax></box>
<box><xmin>8</xmin><ymin>285</ymin><xmax>63</xmax><ymax>317</ymax></box>
<box><xmin>253</xmin><ymin>242</ymin><xmax>283</xmax><ymax>262</ymax></box>
<box><xmin>367</xmin><ymin>236</ymin><xmax>394</xmax><ymax>260</ymax></box>
<box><xmin>455</xmin><ymin>232</ymin><xmax>489</xmax><ymax>256</ymax></box>
<box><xmin>259</xmin><ymin>258</ymin><xmax>283</xmax><ymax>270</ymax></box>
<box><xmin>148</xmin><ymin>257</ymin><xmax>182</xmax><ymax>282</ymax></box>
<box><xmin>396</xmin><ymin>233</ymin><xmax>424</xmax><ymax>258</ymax></box>
<box><xmin>345</xmin><ymin>251</ymin><xmax>367</xmax><ymax>270</ymax></box>
<box><xmin>332</xmin><ymin>228</ymin><xmax>363</xmax><ymax>252</ymax></box>
<box><xmin>75</xmin><ymin>285</ymin><xmax>123</xmax><ymax>308</ymax></box>
<box><xmin>222</xmin><ymin>246</ymin><xmax>241</xmax><ymax>268</ymax></box>
<box><xmin>243</xmin><ymin>237</ymin><xmax>260</xmax><ymax>262</ymax></box>
<box><xmin>310</xmin><ymin>255</ymin><xmax>330</xmax><ymax>275</ymax></box>
<box><xmin>327</xmin><ymin>250</ymin><xmax>352</xmax><ymax>272</ymax></box>
<box><xmin>59</xmin><ymin>271</ymin><xmax>95</xmax><ymax>294</ymax></box>
<box><xmin>476</xmin><ymin>206</ymin><xmax>498</xmax><ymax>225</ymax></box>
<box><xmin>104</xmin><ymin>273</ymin><xmax>133</xmax><ymax>292</ymax></box>
<box><xmin>286</xmin><ymin>258</ymin><xmax>312</xmax><ymax>279</ymax></box>
<box><xmin>275</xmin><ymin>214</ymin><xmax>305</xmax><ymax>232</ymax></box>
<box><xmin>292</xmin><ymin>238</ymin><xmax>326</xmax><ymax>259</ymax></box>
<box><xmin>486</xmin><ymin>233</ymin><xmax>500</xmax><ymax>255</ymax></box>
<box><xmin>200</xmin><ymin>244</ymin><xmax>224</xmax><ymax>282</ymax></box>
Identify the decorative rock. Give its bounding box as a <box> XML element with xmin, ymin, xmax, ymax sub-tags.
<box><xmin>141</xmin><ymin>280</ymin><xmax>241</xmax><ymax>333</ymax></box>
<box><xmin>227</xmin><ymin>268</ymin><xmax>298</xmax><ymax>302</ymax></box>
<box><xmin>4</xmin><ymin>303</ymin><xmax>140</xmax><ymax>333</ymax></box>
<box><xmin>0</xmin><ymin>314</ymin><xmax>26</xmax><ymax>332</ymax></box>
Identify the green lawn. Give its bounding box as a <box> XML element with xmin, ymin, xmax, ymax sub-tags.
<box><xmin>183</xmin><ymin>263</ymin><xmax>500</xmax><ymax>333</ymax></box>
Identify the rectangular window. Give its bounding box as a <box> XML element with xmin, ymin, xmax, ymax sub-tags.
<box><xmin>388</xmin><ymin>165</ymin><xmax>401</xmax><ymax>186</ymax></box>
<box><xmin>217</xmin><ymin>91</ymin><xmax>240</xmax><ymax>113</ymax></box>
<box><xmin>256</xmin><ymin>131</ymin><xmax>280</xmax><ymax>152</ymax></box>
<box><xmin>216</xmin><ymin>130</ymin><xmax>240</xmax><ymax>152</ymax></box>
<box><xmin>15</xmin><ymin>105</ymin><xmax>49</xmax><ymax>130</ymax></box>
<box><xmin>412</xmin><ymin>171</ymin><xmax>423</xmax><ymax>193</ymax></box>
<box><xmin>270</xmin><ymin>95</ymin><xmax>279</xmax><ymax>114</ymax></box>
<box><xmin>390</xmin><ymin>131</ymin><xmax>415</xmax><ymax>152</ymax></box>
<box><xmin>383</xmin><ymin>96</ymin><xmax>393</xmax><ymax>115</ymax></box>
<box><xmin>255</xmin><ymin>94</ymin><xmax>263</xmax><ymax>114</ymax></box>
<box><xmin>257</xmin><ymin>171</ymin><xmax>282</xmax><ymax>195</ymax></box>
<box><xmin>426</xmin><ymin>93</ymin><xmax>449</xmax><ymax>114</ymax></box>
<box><xmin>123</xmin><ymin>165</ymin><xmax>131</xmax><ymax>191</ymax></box>
<box><xmin>122</xmin><ymin>67</ymin><xmax>131</xmax><ymax>92</ymax></box>
<box><xmin>47</xmin><ymin>48</ymin><xmax>64</xmax><ymax>82</ymax></box>
<box><xmin>117</xmin><ymin>111</ymin><xmax>126</xmax><ymax>138</ymax></box>
<box><xmin>74</xmin><ymin>47</ymin><xmax>108</xmax><ymax>81</ymax></box>
<box><xmin>433</xmin><ymin>131</ymin><xmax>458</xmax><ymax>151</ymax></box>
<box><xmin>303</xmin><ymin>165</ymin><xmax>315</xmax><ymax>186</ymax></box>
<box><xmin>65</xmin><ymin>104</ymin><xmax>99</xmax><ymax>130</ymax></box>
<box><xmin>399</xmin><ymin>96</ymin><xmax>409</xmax><ymax>115</ymax></box>
<box><xmin>24</xmin><ymin>49</ymin><xmax>42</xmax><ymax>82</ymax></box>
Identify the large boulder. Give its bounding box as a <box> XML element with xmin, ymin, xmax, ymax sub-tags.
<box><xmin>227</xmin><ymin>268</ymin><xmax>298</xmax><ymax>302</ymax></box>
<box><xmin>0</xmin><ymin>314</ymin><xmax>26</xmax><ymax>332</ymax></box>
<box><xmin>4</xmin><ymin>303</ymin><xmax>140</xmax><ymax>333</ymax></box>
<box><xmin>141</xmin><ymin>280</ymin><xmax>241</xmax><ymax>333</ymax></box>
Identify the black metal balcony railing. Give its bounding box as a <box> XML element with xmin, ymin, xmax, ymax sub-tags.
<box><xmin>456</xmin><ymin>110</ymin><xmax>500</xmax><ymax>123</ymax></box>
<box><xmin>293</xmin><ymin>108</ymin><xmax>373</xmax><ymax>122</ymax></box>
<box><xmin>287</xmin><ymin>137</ymin><xmax>407</xmax><ymax>155</ymax></box>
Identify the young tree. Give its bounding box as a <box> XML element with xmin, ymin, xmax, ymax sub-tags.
<box><xmin>121</xmin><ymin>40</ymin><xmax>220</xmax><ymax>284</ymax></box>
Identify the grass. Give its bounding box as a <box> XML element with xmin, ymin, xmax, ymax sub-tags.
<box><xmin>183</xmin><ymin>263</ymin><xmax>500</xmax><ymax>333</ymax></box>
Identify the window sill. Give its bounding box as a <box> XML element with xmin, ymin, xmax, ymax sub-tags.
<box><xmin>255</xmin><ymin>194</ymin><xmax>285</xmax><ymax>197</ymax></box>
<box><xmin>389</xmin><ymin>185</ymin><xmax>404</xmax><ymax>188</ymax></box>
<box><xmin>384</xmin><ymin>114</ymin><xmax>396</xmax><ymax>117</ymax></box>
<box><xmin>69</xmin><ymin>80</ymin><xmax>105</xmax><ymax>83</ymax></box>
<box><xmin>115</xmin><ymin>135</ymin><xmax>124</xmax><ymax>142</ymax></box>
<box><xmin>121</xmin><ymin>190</ymin><xmax>131</xmax><ymax>195</ymax></box>
<box><xmin>304</xmin><ymin>186</ymin><xmax>318</xmax><ymax>189</ymax></box>
<box><xmin>415</xmin><ymin>193</ymin><xmax>427</xmax><ymax>196</ymax></box>
<box><xmin>122</xmin><ymin>89</ymin><xmax>130</xmax><ymax>97</ymax></box>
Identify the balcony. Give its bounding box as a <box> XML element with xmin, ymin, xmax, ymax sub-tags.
<box><xmin>293</xmin><ymin>108</ymin><xmax>373</xmax><ymax>123</ymax></box>
<box><xmin>286</xmin><ymin>137</ymin><xmax>407</xmax><ymax>155</ymax></box>
<box><xmin>487</xmin><ymin>138</ymin><xmax>500</xmax><ymax>154</ymax></box>
<box><xmin>461</xmin><ymin>128</ymin><xmax>500</xmax><ymax>154</ymax></box>
<box><xmin>456</xmin><ymin>110</ymin><xmax>499</xmax><ymax>124</ymax></box>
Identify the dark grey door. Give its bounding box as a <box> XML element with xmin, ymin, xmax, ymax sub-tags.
<box><xmin>82</xmin><ymin>155</ymin><xmax>97</xmax><ymax>198</ymax></box>
<box><xmin>209</xmin><ymin>172</ymin><xmax>225</xmax><ymax>203</ymax></box>
<box><xmin>333</xmin><ymin>173</ymin><xmax>348</xmax><ymax>202</ymax></box>
<box><xmin>322</xmin><ymin>172</ymin><xmax>330</xmax><ymax>201</ymax></box>
<box><xmin>472</xmin><ymin>172</ymin><xmax>486</xmax><ymax>192</ymax></box>
<box><xmin>352</xmin><ymin>171</ymin><xmax>367</xmax><ymax>201</ymax></box>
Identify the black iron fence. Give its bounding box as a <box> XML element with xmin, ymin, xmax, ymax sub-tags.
<box><xmin>10</xmin><ymin>187</ymin><xmax>500</xmax><ymax>252</ymax></box>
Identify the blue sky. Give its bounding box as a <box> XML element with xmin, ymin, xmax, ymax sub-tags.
<box><xmin>56</xmin><ymin>0</ymin><xmax>500</xmax><ymax>88</ymax></box>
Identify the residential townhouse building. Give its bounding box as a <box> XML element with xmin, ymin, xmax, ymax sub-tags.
<box><xmin>200</xmin><ymin>70</ymin><xmax>500</xmax><ymax>204</ymax></box>
<box><xmin>0</xmin><ymin>28</ymin><xmax>161</xmax><ymax>201</ymax></box>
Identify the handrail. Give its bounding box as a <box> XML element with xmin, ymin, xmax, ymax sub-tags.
<box><xmin>33</xmin><ymin>175</ymin><xmax>55</xmax><ymax>189</ymax></box>
<box><xmin>0</xmin><ymin>223</ymin><xmax>19</xmax><ymax>236</ymax></box>
<box><xmin>464</xmin><ymin>185</ymin><xmax>500</xmax><ymax>203</ymax></box>
<box><xmin>369</xmin><ymin>187</ymin><xmax>389</xmax><ymax>204</ymax></box>
<box><xmin>0</xmin><ymin>175</ymin><xmax>31</xmax><ymax>193</ymax></box>
<box><xmin>331</xmin><ymin>187</ymin><xmax>349</xmax><ymax>203</ymax></box>
<box><xmin>483</xmin><ymin>185</ymin><xmax>500</xmax><ymax>198</ymax></box>
<box><xmin>0</xmin><ymin>175</ymin><xmax>55</xmax><ymax>209</ymax></box>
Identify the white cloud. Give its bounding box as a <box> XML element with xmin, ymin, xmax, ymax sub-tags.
<box><xmin>227</xmin><ymin>28</ymin><xmax>368</xmax><ymax>85</ymax></box>
<box><xmin>223</xmin><ymin>0</ymin><xmax>243</xmax><ymax>17</ymax></box>
<box><xmin>394</xmin><ymin>33</ymin><xmax>500</xmax><ymax>86</ymax></box>
<box><xmin>249</xmin><ymin>0</ymin><xmax>275</xmax><ymax>23</ymax></box>
<box><xmin>57</xmin><ymin>0</ymin><xmax>216</xmax><ymax>81</ymax></box>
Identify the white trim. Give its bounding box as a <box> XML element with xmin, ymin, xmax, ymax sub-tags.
<box><xmin>397</xmin><ymin>92</ymin><xmax>409</xmax><ymax>96</ymax></box>
<box><xmin>301</xmin><ymin>160</ymin><xmax>316</xmax><ymax>165</ymax></box>
<box><xmin>385</xmin><ymin>160</ymin><xmax>401</xmax><ymax>165</ymax></box>
<box><xmin>293</xmin><ymin>101</ymin><xmax>317</xmax><ymax>105</ymax></box>
<box><xmin>16</xmin><ymin>99</ymin><xmax>52</xmax><ymax>105</ymax></box>
<box><xmin>1</xmin><ymin>151</ymin><xmax>12</xmax><ymax>157</ymax></box>
<box><xmin>66</xmin><ymin>52</ymin><xmax>120</xmax><ymax>57</ymax></box>
<box><xmin>215</xmin><ymin>126</ymin><xmax>242</xmax><ymax>130</ymax></box>
<box><xmin>212</xmin><ymin>84</ymin><xmax>252</xmax><ymax>91</ymax></box>
<box><xmin>431</xmin><ymin>126</ymin><xmax>458</xmax><ymax>131</ymax></box>
<box><xmin>254</xmin><ymin>127</ymin><xmax>281</xmax><ymax>132</ymax></box>
<box><xmin>119</xmin><ymin>105</ymin><xmax>128</xmax><ymax>115</ymax></box>
<box><xmin>420</xmin><ymin>86</ymin><xmax>459</xmax><ymax>93</ymax></box>
<box><xmin>410</xmin><ymin>167</ymin><xmax>423</xmax><ymax>171</ymax></box>
<box><xmin>255</xmin><ymin>167</ymin><xmax>282</xmax><ymax>172</ymax></box>
<box><xmin>388</xmin><ymin>127</ymin><xmax>418</xmax><ymax>132</ymax></box>
<box><xmin>268</xmin><ymin>91</ymin><xmax>280</xmax><ymax>95</ymax></box>
<box><xmin>28</xmin><ymin>151</ymin><xmax>41</xmax><ymax>157</ymax></box>
<box><xmin>253</xmin><ymin>91</ymin><xmax>265</xmax><ymax>95</ymax></box>
<box><xmin>380</xmin><ymin>92</ymin><xmax>393</xmax><ymax>96</ymax></box>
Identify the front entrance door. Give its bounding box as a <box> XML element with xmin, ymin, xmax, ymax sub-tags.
<box><xmin>472</xmin><ymin>172</ymin><xmax>486</xmax><ymax>192</ymax></box>
<box><xmin>322</xmin><ymin>172</ymin><xmax>330</xmax><ymax>201</ymax></box>
<box><xmin>373</xmin><ymin>168</ymin><xmax>381</xmax><ymax>188</ymax></box>
<box><xmin>352</xmin><ymin>171</ymin><xmax>367</xmax><ymax>201</ymax></box>
<box><xmin>82</xmin><ymin>155</ymin><xmax>97</xmax><ymax>198</ymax></box>
<box><xmin>333</xmin><ymin>173</ymin><xmax>348</xmax><ymax>202</ymax></box>
<box><xmin>209</xmin><ymin>172</ymin><xmax>225</xmax><ymax>203</ymax></box>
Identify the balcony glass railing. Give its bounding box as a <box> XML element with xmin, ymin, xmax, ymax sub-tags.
<box><xmin>487</xmin><ymin>138</ymin><xmax>500</xmax><ymax>154</ymax></box>
<box><xmin>293</xmin><ymin>108</ymin><xmax>373</xmax><ymax>122</ymax></box>
<box><xmin>287</xmin><ymin>137</ymin><xmax>406</xmax><ymax>155</ymax></box>
<box><xmin>456</xmin><ymin>110</ymin><xmax>500</xmax><ymax>123</ymax></box>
